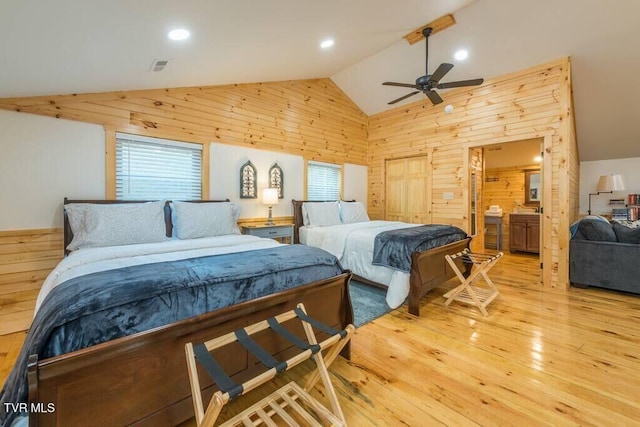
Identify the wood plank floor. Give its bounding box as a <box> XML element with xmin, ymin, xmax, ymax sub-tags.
<box><xmin>2</xmin><ymin>252</ymin><xmax>640</xmax><ymax>426</ymax></box>
<box><xmin>0</xmin><ymin>271</ymin><xmax>49</xmax><ymax>336</ymax></box>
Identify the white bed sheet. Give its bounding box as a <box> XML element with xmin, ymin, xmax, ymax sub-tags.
<box><xmin>300</xmin><ymin>221</ymin><xmax>420</xmax><ymax>309</ymax></box>
<box><xmin>35</xmin><ymin>234</ymin><xmax>281</xmax><ymax>314</ymax></box>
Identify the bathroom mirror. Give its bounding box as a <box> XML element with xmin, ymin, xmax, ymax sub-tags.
<box><xmin>525</xmin><ymin>170</ymin><xmax>541</xmax><ymax>206</ymax></box>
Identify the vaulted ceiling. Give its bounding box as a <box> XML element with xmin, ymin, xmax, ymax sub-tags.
<box><xmin>1</xmin><ymin>0</ymin><xmax>639</xmax><ymax>161</ymax></box>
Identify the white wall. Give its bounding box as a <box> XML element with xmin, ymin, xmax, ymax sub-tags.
<box><xmin>210</xmin><ymin>143</ymin><xmax>304</xmax><ymax>218</ymax></box>
<box><xmin>343</xmin><ymin>163</ymin><xmax>368</xmax><ymax>206</ymax></box>
<box><xmin>0</xmin><ymin>110</ymin><xmax>104</xmax><ymax>230</ymax></box>
<box><xmin>580</xmin><ymin>157</ymin><xmax>640</xmax><ymax>215</ymax></box>
<box><xmin>210</xmin><ymin>143</ymin><xmax>369</xmax><ymax>218</ymax></box>
<box><xmin>0</xmin><ymin>110</ymin><xmax>368</xmax><ymax>229</ymax></box>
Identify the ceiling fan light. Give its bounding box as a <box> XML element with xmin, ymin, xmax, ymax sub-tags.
<box><xmin>454</xmin><ymin>50</ymin><xmax>468</xmax><ymax>61</ymax></box>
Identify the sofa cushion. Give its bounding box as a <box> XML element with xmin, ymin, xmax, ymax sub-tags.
<box><xmin>613</xmin><ymin>222</ymin><xmax>640</xmax><ymax>244</ymax></box>
<box><xmin>613</xmin><ymin>219</ymin><xmax>640</xmax><ymax>229</ymax></box>
<box><xmin>577</xmin><ymin>219</ymin><xmax>617</xmax><ymax>242</ymax></box>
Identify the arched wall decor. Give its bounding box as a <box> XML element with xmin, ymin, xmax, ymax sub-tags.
<box><xmin>240</xmin><ymin>160</ymin><xmax>257</xmax><ymax>199</ymax></box>
<box><xmin>269</xmin><ymin>163</ymin><xmax>284</xmax><ymax>199</ymax></box>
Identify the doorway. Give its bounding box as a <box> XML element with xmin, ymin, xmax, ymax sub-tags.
<box><xmin>474</xmin><ymin>138</ymin><xmax>543</xmax><ymax>263</ymax></box>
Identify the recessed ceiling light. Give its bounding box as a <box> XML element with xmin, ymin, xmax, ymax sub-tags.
<box><xmin>454</xmin><ymin>49</ymin><xmax>468</xmax><ymax>61</ymax></box>
<box><xmin>320</xmin><ymin>39</ymin><xmax>334</xmax><ymax>49</ymax></box>
<box><xmin>534</xmin><ymin>155</ymin><xmax>542</xmax><ymax>162</ymax></box>
<box><xmin>168</xmin><ymin>29</ymin><xmax>190</xmax><ymax>41</ymax></box>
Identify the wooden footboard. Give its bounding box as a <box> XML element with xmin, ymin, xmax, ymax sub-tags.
<box><xmin>408</xmin><ymin>238</ymin><xmax>471</xmax><ymax>316</ymax></box>
<box><xmin>27</xmin><ymin>273</ymin><xmax>352</xmax><ymax>427</ymax></box>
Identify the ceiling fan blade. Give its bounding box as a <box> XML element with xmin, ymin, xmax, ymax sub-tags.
<box><xmin>425</xmin><ymin>90</ymin><xmax>444</xmax><ymax>105</ymax></box>
<box><xmin>437</xmin><ymin>78</ymin><xmax>484</xmax><ymax>89</ymax></box>
<box><xmin>383</xmin><ymin>82</ymin><xmax>419</xmax><ymax>88</ymax></box>
<box><xmin>388</xmin><ymin>91</ymin><xmax>420</xmax><ymax>105</ymax></box>
<box><xmin>429</xmin><ymin>63</ymin><xmax>454</xmax><ymax>83</ymax></box>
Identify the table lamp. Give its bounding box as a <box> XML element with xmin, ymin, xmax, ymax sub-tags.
<box><xmin>588</xmin><ymin>174</ymin><xmax>625</xmax><ymax>215</ymax></box>
<box><xmin>263</xmin><ymin>188</ymin><xmax>279</xmax><ymax>225</ymax></box>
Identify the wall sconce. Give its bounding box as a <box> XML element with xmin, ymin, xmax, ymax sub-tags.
<box><xmin>262</xmin><ymin>188</ymin><xmax>279</xmax><ymax>225</ymax></box>
<box><xmin>588</xmin><ymin>174</ymin><xmax>625</xmax><ymax>215</ymax></box>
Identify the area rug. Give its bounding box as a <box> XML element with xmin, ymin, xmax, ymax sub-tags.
<box><xmin>349</xmin><ymin>281</ymin><xmax>392</xmax><ymax>327</ymax></box>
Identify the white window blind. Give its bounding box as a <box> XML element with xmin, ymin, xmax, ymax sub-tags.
<box><xmin>307</xmin><ymin>161</ymin><xmax>341</xmax><ymax>200</ymax></box>
<box><xmin>115</xmin><ymin>133</ymin><xmax>202</xmax><ymax>200</ymax></box>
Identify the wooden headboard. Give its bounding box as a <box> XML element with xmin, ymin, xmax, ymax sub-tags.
<box><xmin>291</xmin><ymin>199</ymin><xmax>355</xmax><ymax>244</ymax></box>
<box><xmin>63</xmin><ymin>198</ymin><xmax>230</xmax><ymax>255</ymax></box>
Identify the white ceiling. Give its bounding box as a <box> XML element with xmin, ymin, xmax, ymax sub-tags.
<box><xmin>1</xmin><ymin>0</ymin><xmax>639</xmax><ymax>162</ymax></box>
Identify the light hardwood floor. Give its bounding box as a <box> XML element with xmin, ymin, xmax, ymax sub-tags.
<box><xmin>2</xmin><ymin>252</ymin><xmax>640</xmax><ymax>426</ymax></box>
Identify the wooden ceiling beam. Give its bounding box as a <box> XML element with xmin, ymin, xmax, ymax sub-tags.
<box><xmin>403</xmin><ymin>14</ymin><xmax>456</xmax><ymax>45</ymax></box>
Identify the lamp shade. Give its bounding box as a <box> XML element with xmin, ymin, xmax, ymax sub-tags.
<box><xmin>262</xmin><ymin>188</ymin><xmax>279</xmax><ymax>205</ymax></box>
<box><xmin>596</xmin><ymin>174</ymin><xmax>625</xmax><ymax>192</ymax></box>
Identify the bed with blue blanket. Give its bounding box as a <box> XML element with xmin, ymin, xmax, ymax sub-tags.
<box><xmin>0</xmin><ymin>200</ymin><xmax>352</xmax><ymax>427</ymax></box>
<box><xmin>293</xmin><ymin>200</ymin><xmax>470</xmax><ymax>317</ymax></box>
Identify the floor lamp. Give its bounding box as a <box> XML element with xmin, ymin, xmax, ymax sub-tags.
<box><xmin>588</xmin><ymin>174</ymin><xmax>625</xmax><ymax>215</ymax></box>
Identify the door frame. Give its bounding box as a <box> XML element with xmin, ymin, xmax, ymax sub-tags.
<box><xmin>463</xmin><ymin>133</ymin><xmax>552</xmax><ymax>286</ymax></box>
<box><xmin>466</xmin><ymin>148</ymin><xmax>484</xmax><ymax>253</ymax></box>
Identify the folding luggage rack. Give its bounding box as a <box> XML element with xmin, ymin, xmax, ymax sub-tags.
<box><xmin>443</xmin><ymin>249</ymin><xmax>503</xmax><ymax>316</ymax></box>
<box><xmin>185</xmin><ymin>303</ymin><xmax>355</xmax><ymax>426</ymax></box>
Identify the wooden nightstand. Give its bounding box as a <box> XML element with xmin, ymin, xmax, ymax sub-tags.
<box><xmin>241</xmin><ymin>224</ymin><xmax>294</xmax><ymax>244</ymax></box>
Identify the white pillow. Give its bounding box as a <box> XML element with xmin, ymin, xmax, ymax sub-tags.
<box><xmin>340</xmin><ymin>201</ymin><xmax>370</xmax><ymax>224</ymax></box>
<box><xmin>301</xmin><ymin>204</ymin><xmax>310</xmax><ymax>226</ymax></box>
<box><xmin>303</xmin><ymin>202</ymin><xmax>341</xmax><ymax>227</ymax></box>
<box><xmin>172</xmin><ymin>201</ymin><xmax>240</xmax><ymax>239</ymax></box>
<box><xmin>170</xmin><ymin>202</ymin><xmax>240</xmax><ymax>237</ymax></box>
<box><xmin>65</xmin><ymin>201</ymin><xmax>168</xmax><ymax>251</ymax></box>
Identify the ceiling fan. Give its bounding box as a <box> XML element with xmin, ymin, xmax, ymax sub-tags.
<box><xmin>383</xmin><ymin>27</ymin><xmax>484</xmax><ymax>105</ymax></box>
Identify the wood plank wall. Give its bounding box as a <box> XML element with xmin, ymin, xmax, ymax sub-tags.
<box><xmin>0</xmin><ymin>78</ymin><xmax>368</xmax><ymax>166</ymax></box>
<box><xmin>367</xmin><ymin>58</ymin><xmax>575</xmax><ymax>288</ymax></box>
<box><xmin>484</xmin><ymin>165</ymin><xmax>540</xmax><ymax>250</ymax></box>
<box><xmin>0</xmin><ymin>229</ymin><xmax>63</xmax><ymax>334</ymax></box>
<box><xmin>568</xmin><ymin>76</ymin><xmax>580</xmax><ymax>227</ymax></box>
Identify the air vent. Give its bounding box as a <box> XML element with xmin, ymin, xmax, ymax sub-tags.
<box><xmin>150</xmin><ymin>59</ymin><xmax>169</xmax><ymax>72</ymax></box>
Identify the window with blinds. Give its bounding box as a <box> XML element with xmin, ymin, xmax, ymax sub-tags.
<box><xmin>115</xmin><ymin>133</ymin><xmax>203</xmax><ymax>200</ymax></box>
<box><xmin>307</xmin><ymin>161</ymin><xmax>341</xmax><ymax>200</ymax></box>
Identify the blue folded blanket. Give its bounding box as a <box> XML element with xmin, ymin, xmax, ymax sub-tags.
<box><xmin>372</xmin><ymin>224</ymin><xmax>468</xmax><ymax>272</ymax></box>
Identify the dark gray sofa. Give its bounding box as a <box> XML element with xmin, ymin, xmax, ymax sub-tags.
<box><xmin>569</xmin><ymin>218</ymin><xmax>640</xmax><ymax>294</ymax></box>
